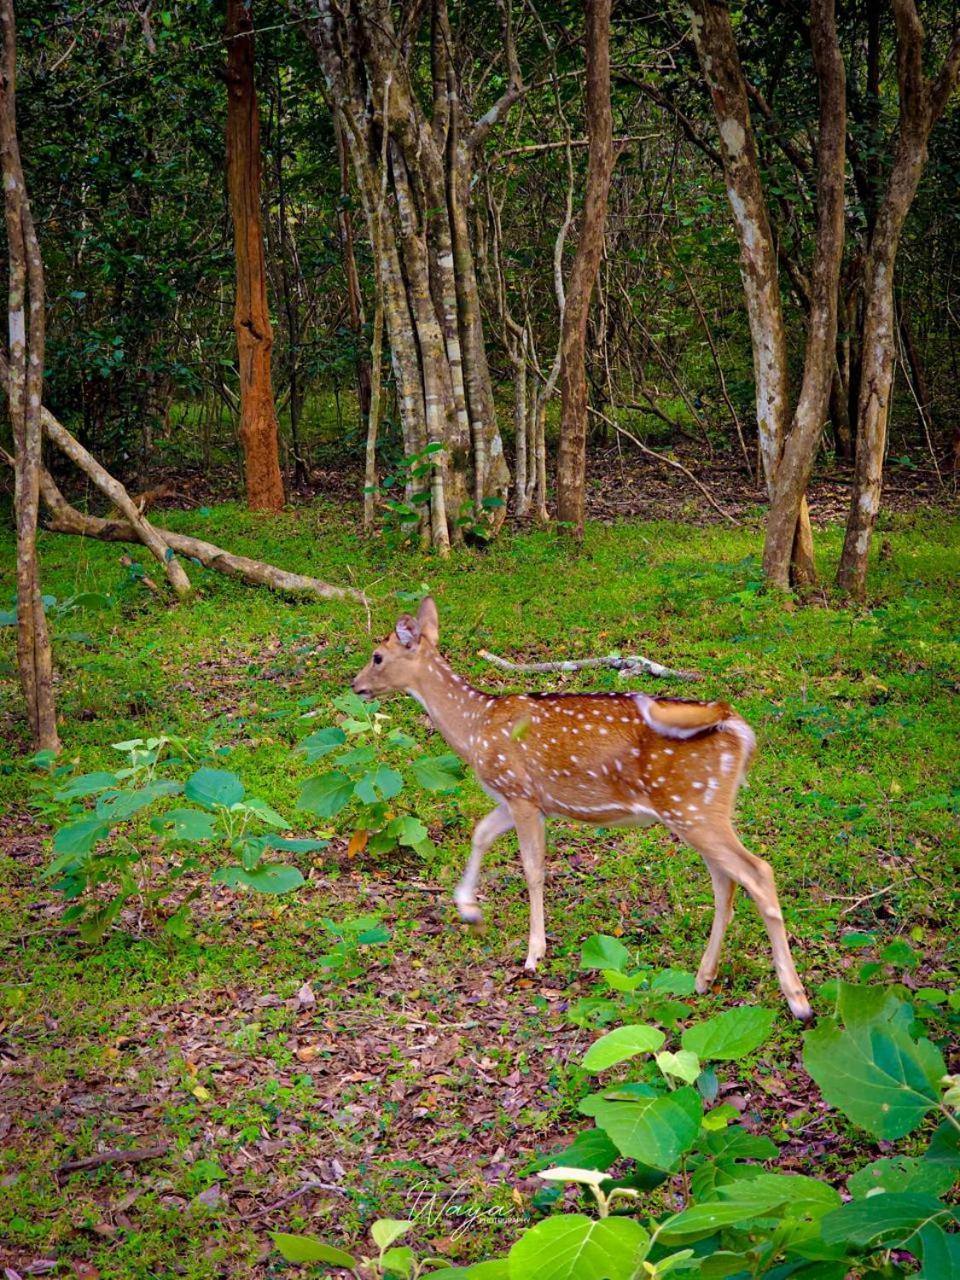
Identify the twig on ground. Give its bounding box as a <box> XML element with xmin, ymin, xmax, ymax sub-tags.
<box><xmin>834</xmin><ymin>878</ymin><xmax>914</xmax><ymax>916</ymax></box>
<box><xmin>245</xmin><ymin>1180</ymin><xmax>347</xmax><ymax>1220</ymax></box>
<box><xmin>56</xmin><ymin>1142</ymin><xmax>170</xmax><ymax>1176</ymax></box>
<box><xmin>478</xmin><ymin>649</ymin><xmax>701</xmax><ymax>681</ymax></box>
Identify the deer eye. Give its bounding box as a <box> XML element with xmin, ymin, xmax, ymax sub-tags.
<box><xmin>373</xmin><ymin>653</ymin><xmax>383</xmax><ymax>666</ymax></box>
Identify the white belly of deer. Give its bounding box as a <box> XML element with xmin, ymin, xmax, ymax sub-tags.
<box><xmin>540</xmin><ymin>797</ymin><xmax>660</xmax><ymax>828</ymax></box>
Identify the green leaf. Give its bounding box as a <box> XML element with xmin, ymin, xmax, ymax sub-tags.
<box><xmin>819</xmin><ymin>1192</ymin><xmax>958</xmax><ymax>1249</ymax></box>
<box><xmin>149</xmin><ymin>808</ymin><xmax>217</xmax><ymax>842</ymax></box>
<box><xmin>848</xmin><ymin>1155</ymin><xmax>956</xmax><ymax>1199</ymax></box>
<box><xmin>580</xmin><ymin>934</ymin><xmax>630</xmax><ymax>972</ymax></box>
<box><xmin>96</xmin><ymin>780</ymin><xmax>181</xmax><ymax>820</ymax></box>
<box><xmin>54</xmin><ymin>771</ymin><xmax>119</xmax><ymax>800</ymax></box>
<box><xmin>386</xmin><ymin>814</ymin><xmax>428</xmax><ymax>846</ymax></box>
<box><xmin>580</xmin><ymin>1085</ymin><xmax>702</xmax><ymax>1170</ymax></box>
<box><xmin>212</xmin><ymin>865</ymin><xmax>305</xmax><ymax>894</ymax></box>
<box><xmin>533</xmin><ymin>1128</ymin><xmax>620</xmax><ymax>1173</ymax></box>
<box><xmin>298</xmin><ymin>726</ymin><xmax>347</xmax><ymax>762</ymax></box>
<box><xmin>650</xmin><ymin>968</ymin><xmax>698</xmax><ymax>996</ymax></box>
<box><xmin>507</xmin><ymin>1214</ymin><xmax>649</xmax><ymax>1280</ymax></box>
<box><xmin>269</xmin><ymin>1231</ymin><xmax>356</xmax><ymax>1267</ymax></box>
<box><xmin>50</xmin><ymin>817</ymin><xmax>112</xmax><ymax>860</ymax></box>
<box><xmin>298</xmin><ymin>771</ymin><xmax>354</xmax><ymax>818</ymax></box>
<box><xmin>803</xmin><ymin>1005</ymin><xmax>945</xmax><ymax>1139</ymax></box>
<box><xmin>371</xmin><ymin>1219</ymin><xmax>412</xmax><ymax>1251</ymax></box>
<box><xmin>582</xmin><ymin>1023</ymin><xmax>665</xmax><ymax>1071</ymax></box>
<box><xmin>242</xmin><ymin>797</ymin><xmax>289</xmax><ymax>828</ymax></box>
<box><xmin>659</xmin><ymin>1173</ymin><xmax>839</xmax><ymax>1244</ymax></box>
<box><xmin>412</xmin><ymin>754</ymin><xmax>464</xmax><ymax>792</ymax></box>
<box><xmin>354</xmin><ymin>765</ymin><xmax>404</xmax><ymax>804</ymax></box>
<box><xmin>185</xmin><ymin>767</ymin><xmax>244</xmax><ymax>810</ymax></box>
<box><xmin>917</xmin><ymin>1223</ymin><xmax>960</xmax><ymax>1279</ymax></box>
<box><xmin>78</xmin><ymin>896</ymin><xmax>127</xmax><ymax>944</ymax></box>
<box><xmin>681</xmin><ymin>1007</ymin><xmax>776</xmax><ymax>1061</ymax></box>
<box><xmin>263</xmin><ymin>835</ymin><xmax>329</xmax><ymax>853</ymax></box>
<box><xmin>656</xmin><ymin>1050</ymin><xmax>701</xmax><ymax>1084</ymax></box>
<box><xmin>381</xmin><ymin>1245</ymin><xmax>415</xmax><ymax>1277</ymax></box>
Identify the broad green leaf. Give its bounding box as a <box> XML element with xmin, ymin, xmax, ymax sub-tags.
<box><xmin>386</xmin><ymin>814</ymin><xmax>428</xmax><ymax>846</ymax></box>
<box><xmin>656</xmin><ymin>1050</ymin><xmax>700</xmax><ymax>1084</ymax></box>
<box><xmin>269</xmin><ymin>1231</ymin><xmax>356</xmax><ymax>1266</ymax></box>
<box><xmin>381</xmin><ymin>1245</ymin><xmax>414</xmax><ymax>1277</ymax></box>
<box><xmin>819</xmin><ymin>1192</ymin><xmax>958</xmax><ymax>1249</ymax></box>
<box><xmin>96</xmin><ymin>779</ymin><xmax>181</xmax><ymax>820</ymax></box>
<box><xmin>212</xmin><ymin>864</ymin><xmax>305</xmax><ymax>894</ymax></box>
<box><xmin>263</xmin><ymin>835</ymin><xmax>329</xmax><ymax>853</ymax></box>
<box><xmin>507</xmin><ymin>1213</ymin><xmax>649</xmax><ymax>1280</ymax></box>
<box><xmin>54</xmin><ymin>771</ymin><xmax>119</xmax><ymax>800</ymax></box>
<box><xmin>602</xmin><ymin>969</ymin><xmax>647</xmax><ymax>992</ymax></box>
<box><xmin>185</xmin><ymin>767</ymin><xmax>244</xmax><ymax>810</ymax></box>
<box><xmin>580</xmin><ymin>934</ymin><xmax>630</xmax><ymax>972</ymax></box>
<box><xmin>412</xmin><ymin>754</ymin><xmax>463</xmax><ymax>791</ymax></box>
<box><xmin>298</xmin><ymin>771</ymin><xmax>354</xmax><ymax>818</ymax></box>
<box><xmin>681</xmin><ymin>1006</ymin><xmax>776</xmax><ymax>1061</ymax></box>
<box><xmin>50</xmin><ymin>817</ymin><xmax>112</xmax><ymax>860</ymax></box>
<box><xmin>580</xmin><ymin>1085</ymin><xmax>702</xmax><ymax>1170</ymax></box>
<box><xmin>298</xmin><ymin>726</ymin><xmax>347</xmax><ymax>761</ymax></box>
<box><xmin>78</xmin><ymin>896</ymin><xmax>127</xmax><ymax>944</ymax></box>
<box><xmin>848</xmin><ymin>1155</ymin><xmax>956</xmax><ymax>1199</ymax></box>
<box><xmin>926</xmin><ymin>1119</ymin><xmax>960</xmax><ymax>1169</ymax></box>
<box><xmin>427</xmin><ymin>1264</ymin><xmax>509</xmax><ymax>1279</ymax></box>
<box><xmin>582</xmin><ymin>1023</ymin><xmax>665</xmax><ymax>1071</ymax></box>
<box><xmin>242</xmin><ymin>797</ymin><xmax>289</xmax><ymax>828</ymax></box>
<box><xmin>803</xmin><ymin>1008</ymin><xmax>945</xmax><ymax>1138</ymax></box>
<box><xmin>532</xmin><ymin>1128</ymin><xmax>620</xmax><ymax>1173</ymax></box>
<box><xmin>354</xmin><ymin>765</ymin><xmax>404</xmax><ymax>804</ymax></box>
<box><xmin>150</xmin><ymin>808</ymin><xmax>217</xmax><ymax>842</ymax></box>
<box><xmin>650</xmin><ymin>969</ymin><xmax>698</xmax><ymax>996</ymax></box>
<box><xmin>659</xmin><ymin>1172</ymin><xmax>837</xmax><ymax>1244</ymax></box>
<box><xmin>371</xmin><ymin>1219</ymin><xmax>411</xmax><ymax>1251</ymax></box>
<box><xmin>917</xmin><ymin>1223</ymin><xmax>960</xmax><ymax>1279</ymax></box>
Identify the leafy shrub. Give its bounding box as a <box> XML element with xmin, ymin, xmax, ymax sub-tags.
<box><xmin>39</xmin><ymin>735</ymin><xmax>326</xmax><ymax>941</ymax></box>
<box><xmin>271</xmin><ymin>941</ymin><xmax>960</xmax><ymax>1278</ymax></box>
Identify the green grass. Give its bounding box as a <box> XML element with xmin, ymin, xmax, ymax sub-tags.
<box><xmin>1</xmin><ymin>503</ymin><xmax>958</xmax><ymax>1277</ymax></box>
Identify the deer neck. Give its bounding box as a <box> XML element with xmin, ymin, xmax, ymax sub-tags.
<box><xmin>406</xmin><ymin>649</ymin><xmax>488</xmax><ymax>760</ymax></box>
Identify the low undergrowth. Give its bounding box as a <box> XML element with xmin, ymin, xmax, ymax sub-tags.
<box><xmin>0</xmin><ymin>504</ymin><xmax>958</xmax><ymax>1277</ymax></box>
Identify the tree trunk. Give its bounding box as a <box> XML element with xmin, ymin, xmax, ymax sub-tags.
<box><xmin>556</xmin><ymin>0</ymin><xmax>614</xmax><ymax>533</ymax></box>
<box><xmin>225</xmin><ymin>0</ymin><xmax>284</xmax><ymax>512</ymax></box>
<box><xmin>761</xmin><ymin>0</ymin><xmax>846</xmax><ymax>588</ymax></box>
<box><xmin>837</xmin><ymin>1</ymin><xmax>960</xmax><ymax>596</ymax></box>
<box><xmin>336</xmin><ymin>120</ymin><xmax>371</xmax><ymax>446</ymax></box>
<box><xmin>1</xmin><ymin>0</ymin><xmax>58</xmax><ymax>752</ymax></box>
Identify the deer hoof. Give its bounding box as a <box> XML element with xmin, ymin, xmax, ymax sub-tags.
<box><xmin>789</xmin><ymin>993</ymin><xmax>814</xmax><ymax>1022</ymax></box>
<box><xmin>695</xmin><ymin>973</ymin><xmax>715</xmax><ymax>996</ymax></box>
<box><xmin>456</xmin><ymin>900</ymin><xmax>484</xmax><ymax>926</ymax></box>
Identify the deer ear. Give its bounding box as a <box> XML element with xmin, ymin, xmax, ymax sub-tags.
<box><xmin>416</xmin><ymin>596</ymin><xmax>439</xmax><ymax>645</ymax></box>
<box><xmin>395</xmin><ymin>613</ymin><xmax>421</xmax><ymax>648</ymax></box>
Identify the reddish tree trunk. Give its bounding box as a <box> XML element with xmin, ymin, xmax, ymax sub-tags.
<box><xmin>225</xmin><ymin>0</ymin><xmax>284</xmax><ymax>512</ymax></box>
<box><xmin>556</xmin><ymin>0</ymin><xmax>614</xmax><ymax>533</ymax></box>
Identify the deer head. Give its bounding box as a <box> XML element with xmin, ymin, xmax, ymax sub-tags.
<box><xmin>352</xmin><ymin>596</ymin><xmax>440</xmax><ymax>700</ymax></box>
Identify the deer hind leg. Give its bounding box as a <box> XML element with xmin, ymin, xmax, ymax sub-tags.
<box><xmin>509</xmin><ymin>799</ymin><xmax>547</xmax><ymax>971</ymax></box>
<box><xmin>455</xmin><ymin>804</ymin><xmax>515</xmax><ymax>924</ymax></box>
<box><xmin>685</xmin><ymin>820</ymin><xmax>812</xmax><ymax>1021</ymax></box>
<box><xmin>695</xmin><ymin>865</ymin><xmax>737</xmax><ymax>995</ymax></box>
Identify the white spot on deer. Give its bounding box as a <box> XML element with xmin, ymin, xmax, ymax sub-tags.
<box><xmin>721</xmin><ymin>752</ymin><xmax>735</xmax><ymax>775</ymax></box>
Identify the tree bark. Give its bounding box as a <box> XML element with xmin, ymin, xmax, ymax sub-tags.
<box><xmin>761</xmin><ymin>0</ymin><xmax>846</xmax><ymax>587</ymax></box>
<box><xmin>225</xmin><ymin>0</ymin><xmax>284</xmax><ymax>512</ymax></box>
<box><xmin>556</xmin><ymin>0</ymin><xmax>614</xmax><ymax>533</ymax></box>
<box><xmin>837</xmin><ymin>1</ymin><xmax>960</xmax><ymax>597</ymax></box>
<box><xmin>1</xmin><ymin>0</ymin><xmax>58</xmax><ymax>751</ymax></box>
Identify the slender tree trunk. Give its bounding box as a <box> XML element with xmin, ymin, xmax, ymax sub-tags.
<box><xmin>556</xmin><ymin>0</ymin><xmax>614</xmax><ymax>533</ymax></box>
<box><xmin>336</xmin><ymin>120</ymin><xmax>371</xmax><ymax>443</ymax></box>
<box><xmin>273</xmin><ymin>61</ymin><xmax>307</xmax><ymax>485</ymax></box>
<box><xmin>225</xmin><ymin>0</ymin><xmax>284</xmax><ymax>511</ymax></box>
<box><xmin>838</xmin><ymin>1</ymin><xmax>960</xmax><ymax>596</ymax></box>
<box><xmin>762</xmin><ymin>0</ymin><xmax>846</xmax><ymax>587</ymax></box>
<box><xmin>1</xmin><ymin>0</ymin><xmax>58</xmax><ymax>751</ymax></box>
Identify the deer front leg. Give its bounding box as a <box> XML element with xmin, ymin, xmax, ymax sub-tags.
<box><xmin>455</xmin><ymin>804</ymin><xmax>515</xmax><ymax>924</ymax></box>
<box><xmin>510</xmin><ymin>800</ymin><xmax>547</xmax><ymax>971</ymax></box>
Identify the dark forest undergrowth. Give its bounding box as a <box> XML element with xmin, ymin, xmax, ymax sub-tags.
<box><xmin>1</xmin><ymin>502</ymin><xmax>958</xmax><ymax>1278</ymax></box>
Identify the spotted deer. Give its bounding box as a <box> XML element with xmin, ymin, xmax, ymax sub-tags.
<box><xmin>352</xmin><ymin>597</ymin><xmax>812</xmax><ymax>1020</ymax></box>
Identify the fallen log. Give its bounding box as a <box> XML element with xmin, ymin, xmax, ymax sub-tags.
<box><xmin>479</xmin><ymin>648</ymin><xmax>701</xmax><ymax>681</ymax></box>
<box><xmin>37</xmin><ymin>467</ymin><xmax>366</xmax><ymax>603</ymax></box>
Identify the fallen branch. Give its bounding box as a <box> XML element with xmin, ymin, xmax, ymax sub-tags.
<box><xmin>478</xmin><ymin>649</ymin><xmax>701</xmax><ymax>681</ymax></box>
<box><xmin>56</xmin><ymin>1142</ymin><xmax>169</xmax><ymax>1176</ymax></box>
<box><xmin>36</xmin><ymin>468</ymin><xmax>366</xmax><ymax>604</ymax></box>
<box><xmin>588</xmin><ymin>406</ymin><xmax>740</xmax><ymax>525</ymax></box>
<box><xmin>244</xmin><ymin>1180</ymin><xmax>347</xmax><ymax>1221</ymax></box>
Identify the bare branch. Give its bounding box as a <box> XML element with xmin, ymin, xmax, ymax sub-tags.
<box><xmin>478</xmin><ymin>649</ymin><xmax>701</xmax><ymax>681</ymax></box>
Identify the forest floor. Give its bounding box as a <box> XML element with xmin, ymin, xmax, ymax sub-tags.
<box><xmin>0</xmin><ymin>497</ymin><xmax>958</xmax><ymax>1278</ymax></box>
